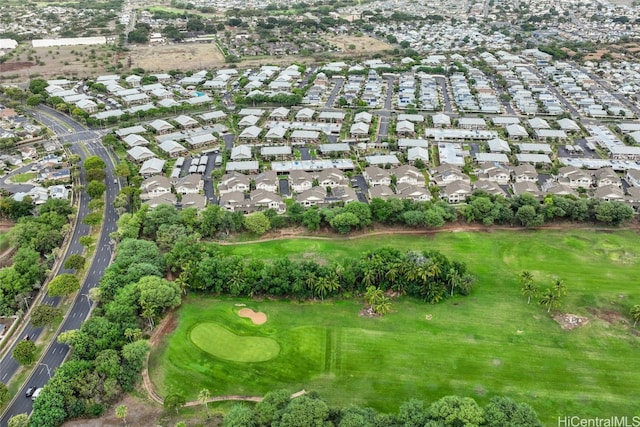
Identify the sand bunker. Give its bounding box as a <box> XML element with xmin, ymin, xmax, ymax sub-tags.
<box><xmin>238</xmin><ymin>308</ymin><xmax>267</xmax><ymax>325</ymax></box>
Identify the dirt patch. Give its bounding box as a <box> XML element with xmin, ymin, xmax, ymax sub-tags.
<box><xmin>149</xmin><ymin>311</ymin><xmax>177</xmax><ymax>346</ymax></box>
<box><xmin>0</xmin><ymin>62</ymin><xmax>34</xmax><ymax>73</ymax></box>
<box><xmin>62</xmin><ymin>394</ymin><xmax>162</xmax><ymax>427</ymax></box>
<box><xmin>238</xmin><ymin>308</ymin><xmax>267</xmax><ymax>325</ymax></box>
<box><xmin>326</xmin><ymin>35</ymin><xmax>392</xmax><ymax>53</ymax></box>
<box><xmin>553</xmin><ymin>313</ymin><xmax>590</xmax><ymax>330</ymax></box>
<box><xmin>128</xmin><ymin>43</ymin><xmax>225</xmax><ymax>72</ymax></box>
<box><xmin>359</xmin><ymin>306</ymin><xmax>379</xmax><ymax>317</ymax></box>
<box><xmin>588</xmin><ymin>308</ymin><xmax>627</xmax><ymax>325</ymax></box>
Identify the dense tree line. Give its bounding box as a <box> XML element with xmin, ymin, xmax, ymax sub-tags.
<box><xmin>164</xmin><ymin>235</ymin><xmax>472</xmax><ymax>303</ymax></box>
<box><xmin>223</xmin><ymin>390</ymin><xmax>542</xmax><ymax>427</ymax></box>
<box><xmin>0</xmin><ymin>199</ymin><xmax>73</xmax><ymax>315</ymax></box>
<box><xmin>461</xmin><ymin>192</ymin><xmax>634</xmax><ymax>227</ymax></box>
<box><xmin>28</xmin><ymin>238</ymin><xmax>169</xmax><ymax>426</ymax></box>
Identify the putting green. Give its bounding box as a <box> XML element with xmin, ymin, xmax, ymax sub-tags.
<box><xmin>190</xmin><ymin>322</ymin><xmax>280</xmax><ymax>363</ymax></box>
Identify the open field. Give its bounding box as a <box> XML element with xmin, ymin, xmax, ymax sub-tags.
<box><xmin>326</xmin><ymin>35</ymin><xmax>393</xmax><ymax>54</ymax></box>
<box><xmin>149</xmin><ymin>230</ymin><xmax>640</xmax><ymax>424</ymax></box>
<box><xmin>128</xmin><ymin>43</ymin><xmax>225</xmax><ymax>72</ymax></box>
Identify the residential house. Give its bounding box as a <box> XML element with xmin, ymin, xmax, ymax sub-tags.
<box><xmin>331</xmin><ymin>186</ymin><xmax>358</xmax><ymax>204</ymax></box>
<box><xmin>557</xmin><ymin>165</ymin><xmax>593</xmax><ymax>189</ymax></box>
<box><xmin>369</xmin><ymin>185</ymin><xmax>396</xmax><ymax>200</ymax></box>
<box><xmin>175</xmin><ymin>174</ymin><xmax>203</xmax><ymax>194</ymax></box>
<box><xmin>260</xmin><ymin>146</ymin><xmax>291</xmax><ymax>160</ymax></box>
<box><xmin>147</xmin><ymin>193</ymin><xmax>177</xmax><ymax>208</ymax></box>
<box><xmin>593</xmin><ymin>167</ymin><xmax>621</xmax><ymax>188</ymax></box>
<box><xmin>158</xmin><ymin>140</ymin><xmax>188</xmax><ymax>157</ymax></box>
<box><xmin>512</xmin><ymin>181</ymin><xmax>542</xmax><ymax>198</ymax></box>
<box><xmin>396</xmin><ymin>183</ymin><xmax>432</xmax><ymax>202</ymax></box>
<box><xmin>270</xmin><ymin>107</ymin><xmax>290</xmax><ymax>121</ymax></box>
<box><xmin>218</xmin><ymin>172</ymin><xmax>250</xmax><ymax>195</ymax></box>
<box><xmin>442</xmin><ymin>181</ymin><xmax>472</xmax><ymax>204</ymax></box>
<box><xmin>174</xmin><ymin>115</ymin><xmax>198</xmax><ymax>129</ymax></box>
<box><xmin>394</xmin><ymin>165</ymin><xmax>425</xmax><ymax>186</ymax></box>
<box><xmin>626</xmin><ymin>169</ymin><xmax>640</xmax><ymax>187</ymax></box>
<box><xmin>219</xmin><ymin>191</ymin><xmax>247</xmax><ymax>212</ymax></box>
<box><xmin>296</xmin><ymin>187</ymin><xmax>326</xmax><ymax>207</ymax></box>
<box><xmin>290</xmin><ymin>130</ymin><xmax>320</xmax><ymax>144</ymax></box>
<box><xmin>238</xmin><ymin>115</ymin><xmax>260</xmax><ymax>127</ymax></box>
<box><xmin>476</xmin><ymin>163</ymin><xmax>510</xmax><ymax>185</ymax></box>
<box><xmin>148</xmin><ymin>119</ymin><xmax>174</xmax><ymax>134</ymax></box>
<box><xmin>543</xmin><ymin>182</ymin><xmax>578</xmax><ymax>197</ymax></box>
<box><xmin>511</xmin><ymin>164</ymin><xmax>539</xmax><ymax>183</ymax></box>
<box><xmin>255</xmin><ymin>171</ymin><xmax>279</xmax><ymax>193</ymax></box>
<box><xmin>289</xmin><ymin>170</ymin><xmax>313</xmax><ymax>193</ymax></box>
<box><xmin>295</xmin><ymin>108</ymin><xmax>315</xmax><ymax>121</ymax></box>
<box><xmin>231</xmin><ymin>145</ymin><xmax>253</xmax><ymax>161</ymax></box>
<box><xmin>432</xmin><ymin>113</ymin><xmax>451</xmax><ymax>128</ymax></box>
<box><xmin>140</xmin><ymin>175</ymin><xmax>171</xmax><ymax>200</ymax></box>
<box><xmin>139</xmin><ymin>158</ymin><xmax>165</xmax><ymax>177</ymax></box>
<box><xmin>127</xmin><ymin>146</ymin><xmax>155</xmax><ymax>163</ymax></box>
<box><xmin>316</xmin><ymin>168</ymin><xmax>347</xmax><ymax>188</ymax></box>
<box><xmin>407</xmin><ymin>147</ymin><xmax>429</xmax><ymax>164</ymax></box>
<box><xmin>265</xmin><ymin>126</ymin><xmax>287</xmax><ymax>142</ymax></box>
<box><xmin>350</xmin><ymin>122</ymin><xmax>370</xmax><ymax>138</ymax></box>
<box><xmin>363</xmin><ymin>166</ymin><xmax>392</xmax><ymax>187</ymax></box>
<box><xmin>487</xmin><ymin>138</ymin><xmax>511</xmax><ymax>153</ymax></box>
<box><xmin>396</xmin><ymin>120</ymin><xmax>415</xmax><ymax>137</ymax></box>
<box><xmin>180</xmin><ymin>193</ymin><xmax>207</xmax><ymax>210</ymax></box>
<box><xmin>474</xmin><ymin>179</ymin><xmax>507</xmax><ymax>197</ymax></box>
<box><xmin>594</xmin><ymin>184</ymin><xmax>626</xmax><ymax>202</ymax></box>
<box><xmin>123</xmin><ymin>134</ymin><xmax>150</xmax><ymax>148</ymax></box>
<box><xmin>250</xmin><ymin>190</ymin><xmax>286</xmax><ymax>213</ymax></box>
<box><xmin>238</xmin><ymin>126</ymin><xmax>262</xmax><ymax>141</ymax></box>
<box><xmin>430</xmin><ymin>164</ymin><xmax>470</xmax><ymax>186</ymax></box>
<box><xmin>354</xmin><ymin>111</ymin><xmax>372</xmax><ymax>123</ymax></box>
<box><xmin>506</xmin><ymin>124</ymin><xmax>529</xmax><ymax>139</ymax></box>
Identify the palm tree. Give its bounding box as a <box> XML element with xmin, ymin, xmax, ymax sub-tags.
<box><xmin>198</xmin><ymin>388</ymin><xmax>211</xmax><ymax>418</ymax></box>
<box><xmin>539</xmin><ymin>288</ymin><xmax>560</xmax><ymax>313</ymax></box>
<box><xmin>553</xmin><ymin>278</ymin><xmax>567</xmax><ymax>297</ymax></box>
<box><xmin>115</xmin><ymin>405</ymin><xmax>128</xmax><ymax>426</ymax></box>
<box><xmin>446</xmin><ymin>268</ymin><xmax>462</xmax><ymax>297</ymax></box>
<box><xmin>521</xmin><ymin>282</ymin><xmax>538</xmax><ymax>304</ymax></box>
<box><xmin>364</xmin><ymin>286</ymin><xmax>383</xmax><ymax>307</ymax></box>
<box><xmin>313</xmin><ymin>276</ymin><xmax>340</xmax><ymax>301</ymax></box>
<box><xmin>631</xmin><ymin>305</ymin><xmax>640</xmax><ymax>328</ymax></box>
<box><xmin>519</xmin><ymin>271</ymin><xmax>533</xmax><ymax>287</ymax></box>
<box><xmin>459</xmin><ymin>274</ymin><xmax>475</xmax><ymax>296</ymax></box>
<box><xmin>373</xmin><ymin>295</ymin><xmax>393</xmax><ymax>315</ymax></box>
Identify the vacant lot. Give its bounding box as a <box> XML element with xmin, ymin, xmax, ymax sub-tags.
<box><xmin>128</xmin><ymin>43</ymin><xmax>226</xmax><ymax>72</ymax></box>
<box><xmin>150</xmin><ymin>230</ymin><xmax>640</xmax><ymax>425</ymax></box>
<box><xmin>326</xmin><ymin>35</ymin><xmax>393</xmax><ymax>54</ymax></box>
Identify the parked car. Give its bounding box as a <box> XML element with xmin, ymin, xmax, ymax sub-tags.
<box><xmin>25</xmin><ymin>386</ymin><xmax>36</xmax><ymax>397</ymax></box>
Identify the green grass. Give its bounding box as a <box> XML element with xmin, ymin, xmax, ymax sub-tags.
<box><xmin>190</xmin><ymin>322</ymin><xmax>280</xmax><ymax>362</ymax></box>
<box><xmin>0</xmin><ymin>232</ymin><xmax>10</xmax><ymax>252</ymax></box>
<box><xmin>10</xmin><ymin>172</ymin><xmax>36</xmax><ymax>183</ymax></box>
<box><xmin>150</xmin><ymin>230</ymin><xmax>640</xmax><ymax>424</ymax></box>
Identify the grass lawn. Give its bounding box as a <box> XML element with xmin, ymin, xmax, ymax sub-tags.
<box><xmin>10</xmin><ymin>172</ymin><xmax>36</xmax><ymax>183</ymax></box>
<box><xmin>149</xmin><ymin>230</ymin><xmax>640</xmax><ymax>424</ymax></box>
<box><xmin>0</xmin><ymin>232</ymin><xmax>10</xmax><ymax>252</ymax></box>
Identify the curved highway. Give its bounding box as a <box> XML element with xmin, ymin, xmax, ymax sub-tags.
<box><xmin>0</xmin><ymin>106</ymin><xmax>119</xmax><ymax>424</ymax></box>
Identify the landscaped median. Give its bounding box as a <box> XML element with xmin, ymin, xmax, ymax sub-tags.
<box><xmin>148</xmin><ymin>229</ymin><xmax>640</xmax><ymax>425</ymax></box>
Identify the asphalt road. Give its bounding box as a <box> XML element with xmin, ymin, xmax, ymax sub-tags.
<box><xmin>376</xmin><ymin>75</ymin><xmax>395</xmax><ymax>143</ymax></box>
<box><xmin>435</xmin><ymin>76</ymin><xmax>453</xmax><ymax>113</ymax></box>
<box><xmin>325</xmin><ymin>76</ymin><xmax>345</xmax><ymax>108</ymax></box>
<box><xmin>0</xmin><ymin>108</ymin><xmax>119</xmax><ymax>424</ymax></box>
